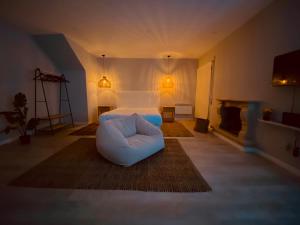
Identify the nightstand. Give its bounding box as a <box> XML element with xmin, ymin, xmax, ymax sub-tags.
<box><xmin>98</xmin><ymin>106</ymin><xmax>112</xmax><ymax>117</ymax></box>
<box><xmin>161</xmin><ymin>106</ymin><xmax>175</xmax><ymax>122</ymax></box>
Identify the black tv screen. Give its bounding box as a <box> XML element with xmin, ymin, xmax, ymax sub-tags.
<box><xmin>272</xmin><ymin>49</ymin><xmax>300</xmax><ymax>86</ymax></box>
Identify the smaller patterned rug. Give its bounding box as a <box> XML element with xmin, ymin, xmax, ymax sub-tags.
<box><xmin>70</xmin><ymin>121</ymin><xmax>194</xmax><ymax>137</ymax></box>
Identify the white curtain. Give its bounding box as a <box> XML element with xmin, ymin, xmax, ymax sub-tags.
<box><xmin>195</xmin><ymin>62</ymin><xmax>212</xmax><ymax>119</ymax></box>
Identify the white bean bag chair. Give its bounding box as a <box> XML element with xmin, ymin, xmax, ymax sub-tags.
<box><xmin>96</xmin><ymin>113</ymin><xmax>165</xmax><ymax>167</ymax></box>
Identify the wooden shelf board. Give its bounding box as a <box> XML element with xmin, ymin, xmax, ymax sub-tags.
<box><xmin>36</xmin><ymin>74</ymin><xmax>69</xmax><ymax>83</ymax></box>
<box><xmin>39</xmin><ymin>113</ymin><xmax>71</xmax><ymax>120</ymax></box>
<box><xmin>39</xmin><ymin>123</ymin><xmax>69</xmax><ymax>132</ymax></box>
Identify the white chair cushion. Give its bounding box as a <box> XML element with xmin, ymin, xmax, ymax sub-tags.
<box><xmin>110</xmin><ymin>114</ymin><xmax>136</xmax><ymax>137</ymax></box>
<box><xmin>96</xmin><ymin>113</ymin><xmax>165</xmax><ymax>166</ymax></box>
<box><xmin>135</xmin><ymin>114</ymin><xmax>162</xmax><ymax>136</ymax></box>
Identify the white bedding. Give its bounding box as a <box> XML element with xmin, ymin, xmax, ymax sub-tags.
<box><xmin>100</xmin><ymin>108</ymin><xmax>163</xmax><ymax>127</ymax></box>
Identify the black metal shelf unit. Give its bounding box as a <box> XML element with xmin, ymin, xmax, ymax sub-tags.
<box><xmin>34</xmin><ymin>68</ymin><xmax>74</xmax><ymax>134</ymax></box>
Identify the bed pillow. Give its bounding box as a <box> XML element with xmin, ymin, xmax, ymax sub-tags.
<box><xmin>111</xmin><ymin>114</ymin><xmax>136</xmax><ymax>137</ymax></box>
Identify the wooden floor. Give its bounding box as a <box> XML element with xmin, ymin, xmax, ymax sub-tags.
<box><xmin>0</xmin><ymin>120</ymin><xmax>299</xmax><ymax>225</ymax></box>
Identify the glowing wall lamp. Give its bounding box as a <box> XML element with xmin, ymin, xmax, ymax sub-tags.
<box><xmin>162</xmin><ymin>55</ymin><xmax>174</xmax><ymax>88</ymax></box>
<box><xmin>98</xmin><ymin>54</ymin><xmax>111</xmax><ymax>88</ymax></box>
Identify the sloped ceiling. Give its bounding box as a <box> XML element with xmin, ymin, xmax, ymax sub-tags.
<box><xmin>0</xmin><ymin>0</ymin><xmax>272</xmax><ymax>58</ymax></box>
<box><xmin>34</xmin><ymin>34</ymin><xmax>84</xmax><ymax>71</ymax></box>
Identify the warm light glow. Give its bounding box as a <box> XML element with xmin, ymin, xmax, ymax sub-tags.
<box><xmin>279</xmin><ymin>79</ymin><xmax>288</xmax><ymax>85</ymax></box>
<box><xmin>162</xmin><ymin>76</ymin><xmax>174</xmax><ymax>88</ymax></box>
<box><xmin>98</xmin><ymin>76</ymin><xmax>111</xmax><ymax>88</ymax></box>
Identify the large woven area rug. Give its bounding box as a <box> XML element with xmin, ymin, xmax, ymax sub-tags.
<box><xmin>70</xmin><ymin>121</ymin><xmax>194</xmax><ymax>137</ymax></box>
<box><xmin>10</xmin><ymin>138</ymin><xmax>211</xmax><ymax>192</ymax></box>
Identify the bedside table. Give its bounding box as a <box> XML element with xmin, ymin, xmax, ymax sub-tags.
<box><xmin>98</xmin><ymin>106</ymin><xmax>113</xmax><ymax>117</ymax></box>
<box><xmin>161</xmin><ymin>106</ymin><xmax>175</xmax><ymax>122</ymax></box>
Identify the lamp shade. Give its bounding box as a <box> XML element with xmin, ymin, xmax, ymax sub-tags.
<box><xmin>98</xmin><ymin>76</ymin><xmax>111</xmax><ymax>88</ymax></box>
<box><xmin>162</xmin><ymin>76</ymin><xmax>174</xmax><ymax>88</ymax></box>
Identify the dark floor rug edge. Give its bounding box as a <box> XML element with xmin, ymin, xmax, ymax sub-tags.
<box><xmin>9</xmin><ymin>138</ymin><xmax>211</xmax><ymax>192</ymax></box>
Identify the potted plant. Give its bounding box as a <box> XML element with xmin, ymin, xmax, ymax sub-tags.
<box><xmin>262</xmin><ymin>108</ymin><xmax>273</xmax><ymax>121</ymax></box>
<box><xmin>0</xmin><ymin>93</ymin><xmax>39</xmax><ymax>144</ymax></box>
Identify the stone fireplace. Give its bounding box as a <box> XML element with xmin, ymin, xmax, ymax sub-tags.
<box><xmin>213</xmin><ymin>99</ymin><xmax>260</xmax><ymax>148</ymax></box>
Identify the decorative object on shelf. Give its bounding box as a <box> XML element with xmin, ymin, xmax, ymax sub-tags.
<box><xmin>0</xmin><ymin>93</ymin><xmax>39</xmax><ymax>144</ymax></box>
<box><xmin>162</xmin><ymin>55</ymin><xmax>174</xmax><ymax>88</ymax></box>
<box><xmin>98</xmin><ymin>106</ymin><xmax>112</xmax><ymax>117</ymax></box>
<box><xmin>262</xmin><ymin>108</ymin><xmax>272</xmax><ymax>121</ymax></box>
<box><xmin>98</xmin><ymin>54</ymin><xmax>111</xmax><ymax>88</ymax></box>
<box><xmin>161</xmin><ymin>106</ymin><xmax>175</xmax><ymax>122</ymax></box>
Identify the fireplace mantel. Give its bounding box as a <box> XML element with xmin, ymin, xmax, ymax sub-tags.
<box><xmin>213</xmin><ymin>99</ymin><xmax>260</xmax><ymax>149</ymax></box>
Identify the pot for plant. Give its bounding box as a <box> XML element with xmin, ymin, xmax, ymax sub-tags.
<box><xmin>19</xmin><ymin>135</ymin><xmax>30</xmax><ymax>144</ymax></box>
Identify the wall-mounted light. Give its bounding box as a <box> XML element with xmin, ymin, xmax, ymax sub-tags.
<box><xmin>98</xmin><ymin>54</ymin><xmax>111</xmax><ymax>88</ymax></box>
<box><xmin>162</xmin><ymin>55</ymin><xmax>174</xmax><ymax>88</ymax></box>
<box><xmin>279</xmin><ymin>79</ymin><xmax>288</xmax><ymax>85</ymax></box>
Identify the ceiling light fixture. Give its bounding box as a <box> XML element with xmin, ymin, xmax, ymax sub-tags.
<box><xmin>98</xmin><ymin>54</ymin><xmax>111</xmax><ymax>88</ymax></box>
<box><xmin>163</xmin><ymin>55</ymin><xmax>174</xmax><ymax>88</ymax></box>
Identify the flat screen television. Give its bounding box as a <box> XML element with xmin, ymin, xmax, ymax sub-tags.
<box><xmin>272</xmin><ymin>49</ymin><xmax>300</xmax><ymax>86</ymax></box>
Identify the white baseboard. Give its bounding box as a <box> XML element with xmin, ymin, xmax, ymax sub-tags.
<box><xmin>255</xmin><ymin>150</ymin><xmax>300</xmax><ymax>177</ymax></box>
<box><xmin>212</xmin><ymin>131</ymin><xmax>257</xmax><ymax>153</ymax></box>
<box><xmin>212</xmin><ymin>131</ymin><xmax>300</xmax><ymax>177</ymax></box>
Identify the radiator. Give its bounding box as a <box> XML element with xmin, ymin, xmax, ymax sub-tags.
<box><xmin>175</xmin><ymin>104</ymin><xmax>193</xmax><ymax>115</ymax></box>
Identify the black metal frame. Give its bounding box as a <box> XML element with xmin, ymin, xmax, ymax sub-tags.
<box><xmin>34</xmin><ymin>68</ymin><xmax>74</xmax><ymax>134</ymax></box>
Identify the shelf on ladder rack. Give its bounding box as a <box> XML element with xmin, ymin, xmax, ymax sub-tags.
<box><xmin>39</xmin><ymin>123</ymin><xmax>69</xmax><ymax>132</ymax></box>
<box><xmin>39</xmin><ymin>113</ymin><xmax>71</xmax><ymax>120</ymax></box>
<box><xmin>35</xmin><ymin>73</ymin><xmax>69</xmax><ymax>83</ymax></box>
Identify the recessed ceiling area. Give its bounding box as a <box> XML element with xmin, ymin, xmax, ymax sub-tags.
<box><xmin>0</xmin><ymin>0</ymin><xmax>273</xmax><ymax>58</ymax></box>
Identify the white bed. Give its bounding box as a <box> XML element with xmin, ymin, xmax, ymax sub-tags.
<box><xmin>99</xmin><ymin>91</ymin><xmax>162</xmax><ymax>127</ymax></box>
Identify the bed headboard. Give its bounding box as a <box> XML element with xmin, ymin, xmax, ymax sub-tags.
<box><xmin>116</xmin><ymin>91</ymin><xmax>160</xmax><ymax>108</ymax></box>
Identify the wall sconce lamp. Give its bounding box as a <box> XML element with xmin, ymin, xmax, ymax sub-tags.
<box><xmin>98</xmin><ymin>54</ymin><xmax>111</xmax><ymax>88</ymax></box>
<box><xmin>162</xmin><ymin>55</ymin><xmax>174</xmax><ymax>88</ymax></box>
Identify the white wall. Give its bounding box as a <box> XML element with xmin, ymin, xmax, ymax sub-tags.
<box><xmin>0</xmin><ymin>21</ymin><xmax>59</xmax><ymax>144</ymax></box>
<box><xmin>97</xmin><ymin>58</ymin><xmax>198</xmax><ymax>107</ymax></box>
<box><xmin>199</xmin><ymin>0</ymin><xmax>300</xmax><ymax>169</ymax></box>
<box><xmin>68</xmin><ymin>40</ymin><xmax>100</xmax><ymax>123</ymax></box>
